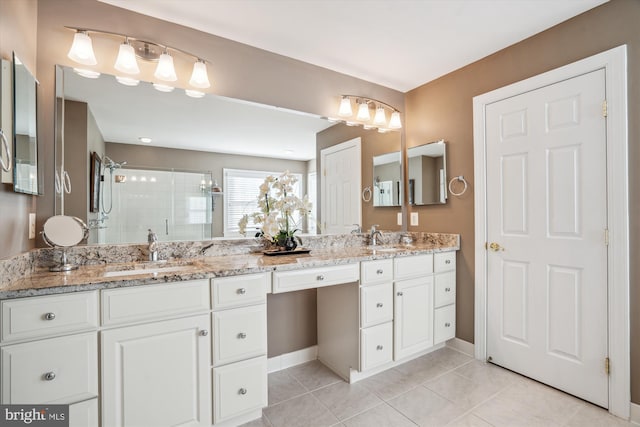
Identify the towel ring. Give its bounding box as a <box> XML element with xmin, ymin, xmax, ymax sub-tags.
<box><xmin>0</xmin><ymin>128</ymin><xmax>11</xmax><ymax>173</ymax></box>
<box><xmin>362</xmin><ymin>186</ymin><xmax>372</xmax><ymax>202</ymax></box>
<box><xmin>448</xmin><ymin>175</ymin><xmax>468</xmax><ymax>196</ymax></box>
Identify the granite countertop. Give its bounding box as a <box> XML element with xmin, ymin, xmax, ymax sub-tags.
<box><xmin>0</xmin><ymin>241</ymin><xmax>459</xmax><ymax>300</ymax></box>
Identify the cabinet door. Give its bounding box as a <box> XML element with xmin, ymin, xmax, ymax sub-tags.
<box><xmin>213</xmin><ymin>356</ymin><xmax>267</xmax><ymax>424</ymax></box>
<box><xmin>101</xmin><ymin>315</ymin><xmax>211</xmax><ymax>427</ymax></box>
<box><xmin>394</xmin><ymin>276</ymin><xmax>434</xmax><ymax>361</ymax></box>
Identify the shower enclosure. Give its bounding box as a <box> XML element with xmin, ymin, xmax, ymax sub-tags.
<box><xmin>99</xmin><ymin>166</ymin><xmax>213</xmax><ymax>244</ymax></box>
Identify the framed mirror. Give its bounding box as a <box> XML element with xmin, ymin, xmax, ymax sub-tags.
<box><xmin>12</xmin><ymin>52</ymin><xmax>39</xmax><ymax>195</ymax></box>
<box><xmin>372</xmin><ymin>151</ymin><xmax>401</xmax><ymax>207</ymax></box>
<box><xmin>407</xmin><ymin>139</ymin><xmax>447</xmax><ymax>206</ymax></box>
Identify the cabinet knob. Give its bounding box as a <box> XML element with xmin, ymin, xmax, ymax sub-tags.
<box><xmin>397</xmin><ymin>291</ymin><xmax>403</xmax><ymax>296</ymax></box>
<box><xmin>44</xmin><ymin>312</ymin><xmax>56</xmax><ymax>321</ymax></box>
<box><xmin>317</xmin><ymin>275</ymin><xmax>324</xmax><ymax>281</ymax></box>
<box><xmin>445</xmin><ymin>287</ymin><xmax>451</xmax><ymax>292</ymax></box>
<box><xmin>43</xmin><ymin>372</ymin><xmax>56</xmax><ymax>381</ymax></box>
<box><xmin>199</xmin><ymin>330</ymin><xmax>209</xmax><ymax>336</ymax></box>
<box><xmin>238</xmin><ymin>388</ymin><xmax>248</xmax><ymax>395</ymax></box>
<box><xmin>376</xmin><ymin>345</ymin><xmax>383</xmax><ymax>351</ymax></box>
<box><xmin>445</xmin><ymin>260</ymin><xmax>451</xmax><ymax>264</ymax></box>
<box><xmin>376</xmin><ymin>303</ymin><xmax>383</xmax><ymax>308</ymax></box>
<box><xmin>237</xmin><ymin>288</ymin><xmax>247</xmax><ymax>295</ymax></box>
<box><xmin>445</xmin><ymin>322</ymin><xmax>451</xmax><ymax>327</ymax></box>
<box><xmin>376</xmin><ymin>269</ymin><xmax>384</xmax><ymax>275</ymax></box>
<box><xmin>237</xmin><ymin>332</ymin><xmax>247</xmax><ymax>339</ymax></box>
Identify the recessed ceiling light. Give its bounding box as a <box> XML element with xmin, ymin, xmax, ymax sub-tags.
<box><xmin>139</xmin><ymin>137</ymin><xmax>152</xmax><ymax>143</ymax></box>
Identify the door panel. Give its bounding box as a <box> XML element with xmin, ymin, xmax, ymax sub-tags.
<box><xmin>486</xmin><ymin>69</ymin><xmax>608</xmax><ymax>407</ymax></box>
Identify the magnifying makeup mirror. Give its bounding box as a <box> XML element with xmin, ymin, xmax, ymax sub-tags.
<box><xmin>42</xmin><ymin>215</ymin><xmax>89</xmax><ymax>271</ymax></box>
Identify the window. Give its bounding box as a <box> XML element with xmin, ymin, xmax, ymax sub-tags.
<box><xmin>223</xmin><ymin>168</ymin><xmax>302</xmax><ymax>237</ymax></box>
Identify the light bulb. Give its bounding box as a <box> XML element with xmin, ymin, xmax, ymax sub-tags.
<box><xmin>153</xmin><ymin>83</ymin><xmax>175</xmax><ymax>93</ymax></box>
<box><xmin>189</xmin><ymin>59</ymin><xmax>211</xmax><ymax>88</ymax></box>
<box><xmin>338</xmin><ymin>96</ymin><xmax>352</xmax><ymax>117</ymax></box>
<box><xmin>114</xmin><ymin>40</ymin><xmax>140</xmax><ymax>74</ymax></box>
<box><xmin>357</xmin><ymin>101</ymin><xmax>370</xmax><ymax>121</ymax></box>
<box><xmin>373</xmin><ymin>105</ymin><xmax>387</xmax><ymax>126</ymax></box>
<box><xmin>115</xmin><ymin>76</ymin><xmax>140</xmax><ymax>86</ymax></box>
<box><xmin>67</xmin><ymin>31</ymin><xmax>97</xmax><ymax>66</ymax></box>
<box><xmin>389</xmin><ymin>111</ymin><xmax>402</xmax><ymax>129</ymax></box>
<box><xmin>154</xmin><ymin>52</ymin><xmax>177</xmax><ymax>82</ymax></box>
<box><xmin>185</xmin><ymin>89</ymin><xmax>205</xmax><ymax>98</ymax></box>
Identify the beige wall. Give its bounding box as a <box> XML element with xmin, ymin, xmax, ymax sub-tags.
<box><xmin>404</xmin><ymin>0</ymin><xmax>640</xmax><ymax>403</ymax></box>
<box><xmin>0</xmin><ymin>0</ymin><xmax>37</xmax><ymax>259</ymax></box>
<box><xmin>316</xmin><ymin>124</ymin><xmax>403</xmax><ymax>232</ymax></box>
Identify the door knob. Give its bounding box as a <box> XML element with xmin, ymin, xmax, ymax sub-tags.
<box><xmin>487</xmin><ymin>242</ymin><xmax>505</xmax><ymax>252</ymax></box>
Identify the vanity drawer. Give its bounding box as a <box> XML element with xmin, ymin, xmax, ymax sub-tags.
<box><xmin>0</xmin><ymin>332</ymin><xmax>98</xmax><ymax>404</ymax></box>
<box><xmin>360</xmin><ymin>283</ymin><xmax>393</xmax><ymax>328</ymax></box>
<box><xmin>434</xmin><ymin>251</ymin><xmax>456</xmax><ymax>273</ymax></box>
<box><xmin>213</xmin><ymin>356</ymin><xmax>267</xmax><ymax>423</ymax></box>
<box><xmin>212</xmin><ymin>273</ymin><xmax>269</xmax><ymax>310</ymax></box>
<box><xmin>101</xmin><ymin>280</ymin><xmax>210</xmax><ymax>326</ymax></box>
<box><xmin>272</xmin><ymin>263</ymin><xmax>359</xmax><ymax>293</ymax></box>
<box><xmin>360</xmin><ymin>259</ymin><xmax>393</xmax><ymax>286</ymax></box>
<box><xmin>1</xmin><ymin>291</ymin><xmax>98</xmax><ymax>343</ymax></box>
<box><xmin>360</xmin><ymin>322</ymin><xmax>393</xmax><ymax>371</ymax></box>
<box><xmin>434</xmin><ymin>271</ymin><xmax>456</xmax><ymax>308</ymax></box>
<box><xmin>434</xmin><ymin>305</ymin><xmax>456</xmax><ymax>344</ymax></box>
<box><xmin>212</xmin><ymin>305</ymin><xmax>267</xmax><ymax>366</ymax></box>
<box><xmin>394</xmin><ymin>254</ymin><xmax>433</xmax><ymax>281</ymax></box>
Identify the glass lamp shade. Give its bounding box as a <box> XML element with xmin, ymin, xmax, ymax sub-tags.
<box><xmin>357</xmin><ymin>101</ymin><xmax>370</xmax><ymax>121</ymax></box>
<box><xmin>67</xmin><ymin>31</ymin><xmax>97</xmax><ymax>66</ymax></box>
<box><xmin>114</xmin><ymin>42</ymin><xmax>140</xmax><ymax>74</ymax></box>
<box><xmin>185</xmin><ymin>89</ymin><xmax>205</xmax><ymax>98</ymax></box>
<box><xmin>153</xmin><ymin>83</ymin><xmax>175</xmax><ymax>92</ymax></box>
<box><xmin>154</xmin><ymin>52</ymin><xmax>178</xmax><ymax>82</ymax></box>
<box><xmin>373</xmin><ymin>106</ymin><xmax>387</xmax><ymax>126</ymax></box>
<box><xmin>389</xmin><ymin>111</ymin><xmax>402</xmax><ymax>129</ymax></box>
<box><xmin>338</xmin><ymin>96</ymin><xmax>353</xmax><ymax>117</ymax></box>
<box><xmin>115</xmin><ymin>76</ymin><xmax>140</xmax><ymax>86</ymax></box>
<box><xmin>189</xmin><ymin>60</ymin><xmax>211</xmax><ymax>88</ymax></box>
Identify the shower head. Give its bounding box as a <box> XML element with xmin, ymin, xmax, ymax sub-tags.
<box><xmin>103</xmin><ymin>156</ymin><xmax>127</xmax><ymax>171</ymax></box>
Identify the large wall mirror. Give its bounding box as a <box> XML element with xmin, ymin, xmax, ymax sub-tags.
<box><xmin>372</xmin><ymin>151</ymin><xmax>401</xmax><ymax>207</ymax></box>
<box><xmin>12</xmin><ymin>53</ymin><xmax>40</xmax><ymax>195</ymax></box>
<box><xmin>407</xmin><ymin>139</ymin><xmax>447</xmax><ymax>206</ymax></box>
<box><xmin>55</xmin><ymin>65</ymin><xmax>338</xmax><ymax>244</ymax></box>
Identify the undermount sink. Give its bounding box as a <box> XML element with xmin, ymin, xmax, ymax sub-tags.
<box><xmin>103</xmin><ymin>264</ymin><xmax>195</xmax><ymax>278</ymax></box>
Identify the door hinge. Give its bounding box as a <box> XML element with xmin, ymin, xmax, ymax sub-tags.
<box><xmin>605</xmin><ymin>357</ymin><xmax>610</xmax><ymax>375</ymax></box>
<box><xmin>604</xmin><ymin>228</ymin><xmax>609</xmax><ymax>246</ymax></box>
<box><xmin>602</xmin><ymin>100</ymin><xmax>608</xmax><ymax>118</ymax></box>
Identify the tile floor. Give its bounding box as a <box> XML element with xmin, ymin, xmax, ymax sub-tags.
<box><xmin>241</xmin><ymin>347</ymin><xmax>633</xmax><ymax>427</ymax></box>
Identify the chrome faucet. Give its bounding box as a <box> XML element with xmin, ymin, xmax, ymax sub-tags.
<box><xmin>370</xmin><ymin>224</ymin><xmax>382</xmax><ymax>246</ymax></box>
<box><xmin>351</xmin><ymin>224</ymin><xmax>362</xmax><ymax>234</ymax></box>
<box><xmin>148</xmin><ymin>229</ymin><xmax>158</xmax><ymax>261</ymax></box>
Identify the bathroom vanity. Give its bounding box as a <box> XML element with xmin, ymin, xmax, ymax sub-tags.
<box><xmin>0</xmin><ymin>235</ymin><xmax>458</xmax><ymax>427</ymax></box>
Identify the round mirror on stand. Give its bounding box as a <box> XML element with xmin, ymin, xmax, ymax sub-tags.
<box><xmin>42</xmin><ymin>215</ymin><xmax>89</xmax><ymax>271</ymax></box>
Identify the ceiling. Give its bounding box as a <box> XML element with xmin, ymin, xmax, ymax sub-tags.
<box><xmin>99</xmin><ymin>0</ymin><xmax>608</xmax><ymax>92</ymax></box>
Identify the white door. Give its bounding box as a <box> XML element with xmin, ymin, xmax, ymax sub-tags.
<box><xmin>101</xmin><ymin>315</ymin><xmax>212</xmax><ymax>427</ymax></box>
<box><xmin>394</xmin><ymin>276</ymin><xmax>433</xmax><ymax>360</ymax></box>
<box><xmin>485</xmin><ymin>69</ymin><xmax>608</xmax><ymax>407</ymax></box>
<box><xmin>321</xmin><ymin>138</ymin><xmax>361</xmax><ymax>234</ymax></box>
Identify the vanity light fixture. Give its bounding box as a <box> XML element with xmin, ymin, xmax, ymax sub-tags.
<box><xmin>65</xmin><ymin>26</ymin><xmax>212</xmax><ymax>95</ymax></box>
<box><xmin>336</xmin><ymin>95</ymin><xmax>402</xmax><ymax>130</ymax></box>
<box><xmin>73</xmin><ymin>68</ymin><xmax>100</xmax><ymax>79</ymax></box>
<box><xmin>185</xmin><ymin>89</ymin><xmax>206</xmax><ymax>98</ymax></box>
<box><xmin>152</xmin><ymin>83</ymin><xmax>175</xmax><ymax>93</ymax></box>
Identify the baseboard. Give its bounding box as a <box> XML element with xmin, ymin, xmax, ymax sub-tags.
<box><xmin>267</xmin><ymin>345</ymin><xmax>318</xmax><ymax>373</ymax></box>
<box><xmin>446</xmin><ymin>337</ymin><xmax>474</xmax><ymax>357</ymax></box>
<box><xmin>630</xmin><ymin>402</ymin><xmax>640</xmax><ymax>425</ymax></box>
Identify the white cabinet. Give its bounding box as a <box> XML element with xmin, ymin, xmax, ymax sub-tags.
<box><xmin>101</xmin><ymin>314</ymin><xmax>212</xmax><ymax>427</ymax></box>
<box><xmin>433</xmin><ymin>252</ymin><xmax>457</xmax><ymax>345</ymax></box>
<box><xmin>212</xmin><ymin>304</ymin><xmax>267</xmax><ymax>366</ymax></box>
<box><xmin>360</xmin><ymin>322</ymin><xmax>393</xmax><ymax>371</ymax></box>
<box><xmin>394</xmin><ymin>276</ymin><xmax>434</xmax><ymax>360</ymax></box>
<box><xmin>213</xmin><ymin>356</ymin><xmax>267</xmax><ymax>424</ymax></box>
<box><xmin>69</xmin><ymin>398</ymin><xmax>99</xmax><ymax>427</ymax></box>
<box><xmin>360</xmin><ymin>282</ymin><xmax>393</xmax><ymax>328</ymax></box>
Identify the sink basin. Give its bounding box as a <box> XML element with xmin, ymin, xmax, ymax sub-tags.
<box><xmin>103</xmin><ymin>265</ymin><xmax>194</xmax><ymax>278</ymax></box>
<box><xmin>366</xmin><ymin>246</ymin><xmax>401</xmax><ymax>252</ymax></box>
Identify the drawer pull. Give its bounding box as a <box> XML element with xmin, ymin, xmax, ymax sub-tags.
<box><xmin>43</xmin><ymin>372</ymin><xmax>56</xmax><ymax>381</ymax></box>
<box><xmin>317</xmin><ymin>275</ymin><xmax>325</xmax><ymax>281</ymax></box>
<box><xmin>238</xmin><ymin>388</ymin><xmax>248</xmax><ymax>395</ymax></box>
<box><xmin>376</xmin><ymin>269</ymin><xmax>384</xmax><ymax>275</ymax></box>
<box><xmin>237</xmin><ymin>332</ymin><xmax>247</xmax><ymax>339</ymax></box>
<box><xmin>199</xmin><ymin>330</ymin><xmax>209</xmax><ymax>336</ymax></box>
<box><xmin>376</xmin><ymin>303</ymin><xmax>383</xmax><ymax>308</ymax></box>
<box><xmin>445</xmin><ymin>260</ymin><xmax>451</xmax><ymax>264</ymax></box>
<box><xmin>397</xmin><ymin>291</ymin><xmax>403</xmax><ymax>296</ymax></box>
<box><xmin>445</xmin><ymin>287</ymin><xmax>451</xmax><ymax>292</ymax></box>
<box><xmin>237</xmin><ymin>288</ymin><xmax>247</xmax><ymax>295</ymax></box>
<box><xmin>43</xmin><ymin>312</ymin><xmax>56</xmax><ymax>321</ymax></box>
<box><xmin>376</xmin><ymin>345</ymin><xmax>384</xmax><ymax>351</ymax></box>
<box><xmin>445</xmin><ymin>322</ymin><xmax>451</xmax><ymax>327</ymax></box>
